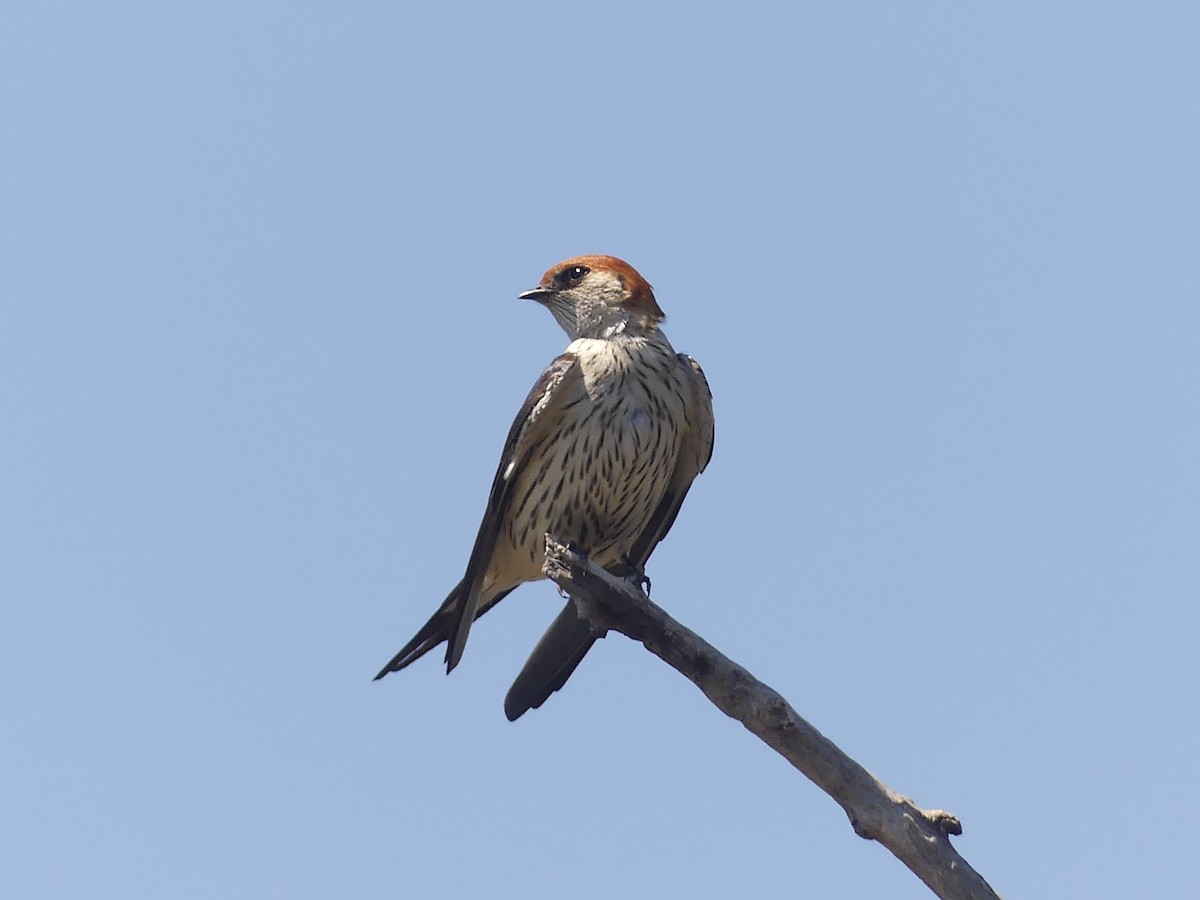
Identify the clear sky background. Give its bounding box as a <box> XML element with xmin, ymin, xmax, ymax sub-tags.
<box><xmin>3</xmin><ymin>4</ymin><xmax>1197</xmax><ymax>898</ymax></box>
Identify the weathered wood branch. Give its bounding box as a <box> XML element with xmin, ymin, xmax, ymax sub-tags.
<box><xmin>542</xmin><ymin>535</ymin><xmax>1002</xmax><ymax>900</ymax></box>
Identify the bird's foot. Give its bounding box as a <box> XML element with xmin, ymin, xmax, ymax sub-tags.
<box><xmin>611</xmin><ymin>555</ymin><xmax>652</xmax><ymax>596</ymax></box>
<box><xmin>556</xmin><ymin>542</ymin><xmax>590</xmax><ymax>598</ymax></box>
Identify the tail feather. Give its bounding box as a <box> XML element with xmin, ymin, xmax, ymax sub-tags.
<box><xmin>374</xmin><ymin>582</ymin><xmax>514</xmax><ymax>680</ymax></box>
<box><xmin>444</xmin><ymin>585</ymin><xmax>479</xmax><ymax>674</ymax></box>
<box><xmin>504</xmin><ymin>601</ymin><xmax>600</xmax><ymax>721</ymax></box>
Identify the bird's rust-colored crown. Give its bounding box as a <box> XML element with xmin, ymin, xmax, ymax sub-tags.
<box><xmin>541</xmin><ymin>254</ymin><xmax>666</xmax><ymax>323</ymax></box>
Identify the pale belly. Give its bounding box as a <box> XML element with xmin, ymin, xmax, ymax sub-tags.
<box><xmin>496</xmin><ymin>395</ymin><xmax>682</xmax><ymax>582</ymax></box>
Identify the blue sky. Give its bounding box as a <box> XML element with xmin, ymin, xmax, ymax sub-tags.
<box><xmin>3</xmin><ymin>3</ymin><xmax>1197</xmax><ymax>898</ymax></box>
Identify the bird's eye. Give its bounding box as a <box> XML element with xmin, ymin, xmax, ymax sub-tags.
<box><xmin>560</xmin><ymin>265</ymin><xmax>589</xmax><ymax>286</ymax></box>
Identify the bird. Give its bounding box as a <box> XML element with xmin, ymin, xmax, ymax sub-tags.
<box><xmin>374</xmin><ymin>254</ymin><xmax>714</xmax><ymax>720</ymax></box>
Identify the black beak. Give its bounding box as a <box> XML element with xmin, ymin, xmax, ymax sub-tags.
<box><xmin>519</xmin><ymin>288</ymin><xmax>554</xmax><ymax>302</ymax></box>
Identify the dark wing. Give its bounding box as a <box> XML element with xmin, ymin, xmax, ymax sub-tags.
<box><xmin>503</xmin><ymin>353</ymin><xmax>715</xmax><ymax>720</ymax></box>
<box><xmin>373</xmin><ymin>353</ymin><xmax>582</xmax><ymax>681</ymax></box>
<box><xmin>442</xmin><ymin>352</ymin><xmax>583</xmax><ymax>672</ymax></box>
<box><xmin>626</xmin><ymin>355</ymin><xmax>715</xmax><ymax>569</ymax></box>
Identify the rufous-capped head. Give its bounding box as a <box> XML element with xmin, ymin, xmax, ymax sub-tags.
<box><xmin>519</xmin><ymin>255</ymin><xmax>666</xmax><ymax>340</ymax></box>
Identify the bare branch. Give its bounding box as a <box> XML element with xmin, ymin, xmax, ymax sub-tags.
<box><xmin>542</xmin><ymin>535</ymin><xmax>1002</xmax><ymax>900</ymax></box>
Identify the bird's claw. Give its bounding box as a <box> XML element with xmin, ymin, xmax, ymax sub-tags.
<box><xmin>557</xmin><ymin>542</ymin><xmax>589</xmax><ymax>598</ymax></box>
<box><xmin>612</xmin><ymin>556</ymin><xmax>652</xmax><ymax>596</ymax></box>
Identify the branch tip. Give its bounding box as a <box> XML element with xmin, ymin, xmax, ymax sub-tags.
<box><xmin>537</xmin><ymin>531</ymin><xmax>998</xmax><ymax>899</ymax></box>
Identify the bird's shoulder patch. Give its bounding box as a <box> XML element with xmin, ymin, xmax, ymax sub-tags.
<box><xmin>678</xmin><ymin>354</ymin><xmax>712</xmax><ymax>400</ymax></box>
<box><xmin>678</xmin><ymin>353</ymin><xmax>715</xmax><ymax>473</ymax></box>
<box><xmin>501</xmin><ymin>352</ymin><xmax>580</xmax><ymax>481</ymax></box>
<box><xmin>525</xmin><ymin>352</ymin><xmax>578</xmax><ymax>425</ymax></box>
